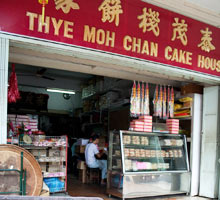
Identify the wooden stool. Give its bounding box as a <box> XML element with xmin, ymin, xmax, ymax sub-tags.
<box><xmin>86</xmin><ymin>166</ymin><xmax>101</xmax><ymax>184</ymax></box>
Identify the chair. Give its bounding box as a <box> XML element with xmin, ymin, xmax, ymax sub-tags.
<box><xmin>86</xmin><ymin>166</ymin><xmax>101</xmax><ymax>184</ymax></box>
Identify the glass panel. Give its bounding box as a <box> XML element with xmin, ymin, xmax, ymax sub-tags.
<box><xmin>121</xmin><ymin>131</ymin><xmax>188</xmax><ymax>173</ymax></box>
<box><xmin>109</xmin><ymin>132</ymin><xmax>122</xmax><ymax>171</ymax></box>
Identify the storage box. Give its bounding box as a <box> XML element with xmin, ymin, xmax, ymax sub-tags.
<box><xmin>130</xmin><ymin>121</ymin><xmax>144</xmax><ymax>125</ymax></box>
<box><xmin>144</xmin><ymin>128</ymin><xmax>152</xmax><ymax>132</ymax></box>
<box><xmin>181</xmin><ymin>83</ymin><xmax>203</xmax><ymax>95</ymax></box>
<box><xmin>75</xmin><ymin>145</ymin><xmax>86</xmax><ymax>153</ymax></box>
<box><xmin>166</xmin><ymin>119</ymin><xmax>179</xmax><ymax>123</ymax></box>
<box><xmin>77</xmin><ymin>160</ymin><xmax>86</xmax><ymax>170</ymax></box>
<box><xmin>49</xmin><ymin>149</ymin><xmax>60</xmax><ymax>157</ymax></box>
<box><xmin>77</xmin><ymin>139</ymin><xmax>89</xmax><ymax>145</ymax></box>
<box><xmin>30</xmin><ymin>149</ymin><xmax>47</xmax><ymax>157</ymax></box>
<box><xmin>139</xmin><ymin>115</ymin><xmax>152</xmax><ymax>122</ymax></box>
<box><xmin>40</xmin><ymin>163</ymin><xmax>47</xmax><ymax>172</ymax></box>
<box><xmin>133</xmin><ymin>128</ymin><xmax>144</xmax><ymax>132</ymax></box>
<box><xmin>130</xmin><ymin>124</ymin><xmax>144</xmax><ymax>128</ymax></box>
<box><xmin>48</xmin><ymin>164</ymin><xmax>60</xmax><ymax>172</ymax></box>
<box><xmin>167</xmin><ymin>127</ymin><xmax>179</xmax><ymax>134</ymax></box>
<box><xmin>183</xmin><ymin>101</ymin><xmax>192</xmax><ymax>108</ymax></box>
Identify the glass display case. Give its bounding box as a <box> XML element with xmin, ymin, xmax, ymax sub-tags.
<box><xmin>107</xmin><ymin>130</ymin><xmax>190</xmax><ymax>199</ymax></box>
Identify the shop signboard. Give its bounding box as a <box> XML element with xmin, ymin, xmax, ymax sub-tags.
<box><xmin>0</xmin><ymin>0</ymin><xmax>220</xmax><ymax>77</ymax></box>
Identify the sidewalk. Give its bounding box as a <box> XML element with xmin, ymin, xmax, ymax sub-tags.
<box><xmin>148</xmin><ymin>196</ymin><xmax>210</xmax><ymax>200</ymax></box>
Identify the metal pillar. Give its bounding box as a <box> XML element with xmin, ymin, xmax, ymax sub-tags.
<box><xmin>0</xmin><ymin>37</ymin><xmax>9</xmax><ymax>144</ymax></box>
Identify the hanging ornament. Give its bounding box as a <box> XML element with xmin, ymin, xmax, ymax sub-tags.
<box><xmin>140</xmin><ymin>82</ymin><xmax>145</xmax><ymax>116</ymax></box>
<box><xmin>167</xmin><ymin>86</ymin><xmax>170</xmax><ymax>118</ymax></box>
<box><xmin>158</xmin><ymin>85</ymin><xmax>163</xmax><ymax>118</ymax></box>
<box><xmin>170</xmin><ymin>87</ymin><xmax>174</xmax><ymax>118</ymax></box>
<box><xmin>130</xmin><ymin>81</ymin><xmax>136</xmax><ymax>117</ymax></box>
<box><xmin>163</xmin><ymin>86</ymin><xmax>167</xmax><ymax>119</ymax></box>
<box><xmin>8</xmin><ymin>64</ymin><xmax>20</xmax><ymax>103</ymax></box>
<box><xmin>136</xmin><ymin>82</ymin><xmax>141</xmax><ymax>116</ymax></box>
<box><xmin>153</xmin><ymin>85</ymin><xmax>158</xmax><ymax>116</ymax></box>
<box><xmin>144</xmin><ymin>83</ymin><xmax>150</xmax><ymax>116</ymax></box>
<box><xmin>38</xmin><ymin>0</ymin><xmax>49</xmax><ymax>24</ymax></box>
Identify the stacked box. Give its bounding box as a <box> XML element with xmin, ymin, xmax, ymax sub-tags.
<box><xmin>139</xmin><ymin>116</ymin><xmax>152</xmax><ymax>132</ymax></box>
<box><xmin>129</xmin><ymin>115</ymin><xmax>152</xmax><ymax>132</ymax></box>
<box><xmin>7</xmin><ymin>114</ymin><xmax>39</xmax><ymax>133</ymax></box>
<box><xmin>40</xmin><ymin>163</ymin><xmax>47</xmax><ymax>172</ymax></box>
<box><xmin>49</xmin><ymin>149</ymin><xmax>61</xmax><ymax>157</ymax></box>
<box><xmin>166</xmin><ymin>119</ymin><xmax>179</xmax><ymax>134</ymax></box>
<box><xmin>48</xmin><ymin>164</ymin><xmax>61</xmax><ymax>172</ymax></box>
<box><xmin>130</xmin><ymin>121</ymin><xmax>144</xmax><ymax>132</ymax></box>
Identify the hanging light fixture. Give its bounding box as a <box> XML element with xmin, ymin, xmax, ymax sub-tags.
<box><xmin>46</xmin><ymin>88</ymin><xmax>76</xmax><ymax>95</ymax></box>
<box><xmin>38</xmin><ymin>0</ymin><xmax>49</xmax><ymax>24</ymax></box>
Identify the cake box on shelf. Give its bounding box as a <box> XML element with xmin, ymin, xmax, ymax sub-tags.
<box><xmin>166</xmin><ymin>119</ymin><xmax>179</xmax><ymax>134</ymax></box>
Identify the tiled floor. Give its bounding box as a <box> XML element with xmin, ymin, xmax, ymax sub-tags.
<box><xmin>67</xmin><ymin>175</ymin><xmax>211</xmax><ymax>200</ymax></box>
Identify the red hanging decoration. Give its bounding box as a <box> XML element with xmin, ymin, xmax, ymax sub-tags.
<box><xmin>8</xmin><ymin>64</ymin><xmax>20</xmax><ymax>103</ymax></box>
<box><xmin>38</xmin><ymin>0</ymin><xmax>49</xmax><ymax>24</ymax></box>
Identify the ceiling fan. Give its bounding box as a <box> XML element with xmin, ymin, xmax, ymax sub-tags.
<box><xmin>17</xmin><ymin>68</ymin><xmax>55</xmax><ymax>81</ymax></box>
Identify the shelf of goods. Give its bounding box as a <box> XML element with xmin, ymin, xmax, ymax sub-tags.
<box><xmin>107</xmin><ymin>130</ymin><xmax>190</xmax><ymax>199</ymax></box>
<box><xmin>12</xmin><ymin>135</ymin><xmax>68</xmax><ymax>193</ymax></box>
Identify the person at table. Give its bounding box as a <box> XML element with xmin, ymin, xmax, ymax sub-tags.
<box><xmin>85</xmin><ymin>134</ymin><xmax>107</xmax><ymax>185</ymax></box>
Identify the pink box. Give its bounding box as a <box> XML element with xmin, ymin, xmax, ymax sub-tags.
<box><xmin>169</xmin><ymin>131</ymin><xmax>179</xmax><ymax>134</ymax></box>
<box><xmin>30</xmin><ymin>126</ymin><xmax>38</xmax><ymax>129</ymax></box>
<box><xmin>16</xmin><ymin>118</ymin><xmax>29</xmax><ymax>122</ymax></box>
<box><xmin>17</xmin><ymin>115</ymin><xmax>29</xmax><ymax>119</ymax></box>
<box><xmin>29</xmin><ymin>122</ymin><xmax>38</xmax><ymax>126</ymax></box>
<box><xmin>131</xmin><ymin>126</ymin><xmax>144</xmax><ymax>130</ymax></box>
<box><xmin>168</xmin><ymin>127</ymin><xmax>179</xmax><ymax>134</ymax></box>
<box><xmin>143</xmin><ymin>122</ymin><xmax>152</xmax><ymax>126</ymax></box>
<box><xmin>136</xmin><ymin>162</ymin><xmax>147</xmax><ymax>170</ymax></box>
<box><xmin>29</xmin><ymin>119</ymin><xmax>38</xmax><ymax>123</ymax></box>
<box><xmin>167</xmin><ymin>126</ymin><xmax>179</xmax><ymax>130</ymax></box>
<box><xmin>139</xmin><ymin>115</ymin><xmax>152</xmax><ymax>120</ymax></box>
<box><xmin>8</xmin><ymin>114</ymin><xmax>16</xmax><ymax>118</ymax></box>
<box><xmin>144</xmin><ymin>128</ymin><xmax>152</xmax><ymax>132</ymax></box>
<box><xmin>131</xmin><ymin>120</ymin><xmax>144</xmax><ymax>125</ymax></box>
<box><xmin>133</xmin><ymin>128</ymin><xmax>144</xmax><ymax>132</ymax></box>
<box><xmin>138</xmin><ymin>116</ymin><xmax>152</xmax><ymax>123</ymax></box>
<box><xmin>166</xmin><ymin>119</ymin><xmax>179</xmax><ymax>124</ymax></box>
<box><xmin>143</xmin><ymin>125</ymin><xmax>152</xmax><ymax>128</ymax></box>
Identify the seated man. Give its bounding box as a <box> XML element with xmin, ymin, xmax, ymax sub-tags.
<box><xmin>85</xmin><ymin>134</ymin><xmax>107</xmax><ymax>185</ymax></box>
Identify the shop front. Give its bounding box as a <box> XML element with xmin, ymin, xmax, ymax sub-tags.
<box><xmin>0</xmin><ymin>0</ymin><xmax>220</xmax><ymax>198</ymax></box>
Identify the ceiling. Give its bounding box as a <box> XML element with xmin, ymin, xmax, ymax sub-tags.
<box><xmin>10</xmin><ymin>63</ymin><xmax>93</xmax><ymax>91</ymax></box>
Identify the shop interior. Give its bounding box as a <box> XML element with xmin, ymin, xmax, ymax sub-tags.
<box><xmin>5</xmin><ymin>61</ymin><xmax>203</xmax><ymax>198</ymax></box>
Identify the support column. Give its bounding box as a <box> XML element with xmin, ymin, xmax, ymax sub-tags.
<box><xmin>0</xmin><ymin>37</ymin><xmax>9</xmax><ymax>144</ymax></box>
<box><xmin>199</xmin><ymin>86</ymin><xmax>220</xmax><ymax>198</ymax></box>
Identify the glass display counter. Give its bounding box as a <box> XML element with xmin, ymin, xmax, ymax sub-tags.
<box><xmin>107</xmin><ymin>130</ymin><xmax>190</xmax><ymax>199</ymax></box>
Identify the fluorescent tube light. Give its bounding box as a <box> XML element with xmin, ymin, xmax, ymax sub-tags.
<box><xmin>46</xmin><ymin>88</ymin><xmax>75</xmax><ymax>94</ymax></box>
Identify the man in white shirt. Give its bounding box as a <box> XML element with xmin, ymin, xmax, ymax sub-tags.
<box><xmin>85</xmin><ymin>134</ymin><xmax>107</xmax><ymax>185</ymax></box>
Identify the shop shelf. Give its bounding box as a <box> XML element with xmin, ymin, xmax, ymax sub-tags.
<box><xmin>43</xmin><ymin>172</ymin><xmax>65</xmax><ymax>178</ymax></box>
<box><xmin>174</xmin><ymin>107</ymin><xmax>191</xmax><ymax>111</ymax></box>
<box><xmin>173</xmin><ymin>116</ymin><xmax>192</xmax><ymax>120</ymax></box>
<box><xmin>37</xmin><ymin>157</ymin><xmax>66</xmax><ymax>162</ymax></box>
<box><xmin>124</xmin><ymin>144</ymin><xmax>183</xmax><ymax>148</ymax></box>
<box><xmin>124</xmin><ymin>157</ymin><xmax>183</xmax><ymax>160</ymax></box>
